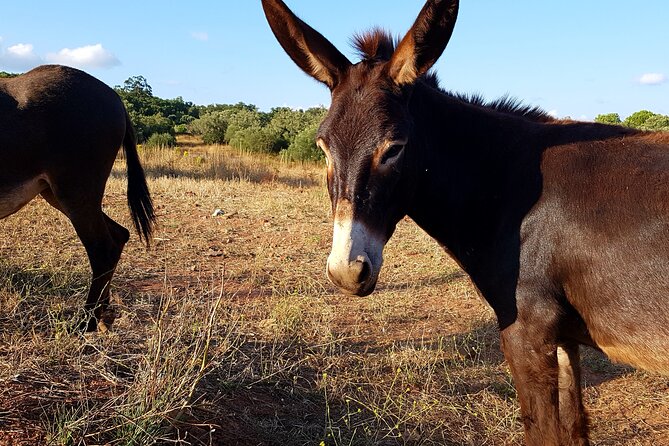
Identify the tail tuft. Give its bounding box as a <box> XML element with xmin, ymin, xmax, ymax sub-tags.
<box><xmin>123</xmin><ymin>110</ymin><xmax>156</xmax><ymax>246</ymax></box>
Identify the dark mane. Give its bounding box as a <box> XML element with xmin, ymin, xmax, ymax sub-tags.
<box><xmin>352</xmin><ymin>28</ymin><xmax>555</xmax><ymax>123</ymax></box>
<box><xmin>351</xmin><ymin>28</ymin><xmax>398</xmax><ymax>62</ymax></box>
<box><xmin>447</xmin><ymin>92</ymin><xmax>556</xmax><ymax>123</ymax></box>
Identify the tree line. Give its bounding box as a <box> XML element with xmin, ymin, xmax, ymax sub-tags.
<box><xmin>2</xmin><ymin>70</ymin><xmax>667</xmax><ymax>157</ymax></box>
<box><xmin>114</xmin><ymin>75</ymin><xmax>326</xmax><ymax>161</ymax></box>
<box><xmin>595</xmin><ymin>111</ymin><xmax>669</xmax><ymax>131</ymax></box>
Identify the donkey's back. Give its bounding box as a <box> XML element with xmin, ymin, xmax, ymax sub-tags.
<box><xmin>0</xmin><ymin>65</ymin><xmax>126</xmax><ymax>180</ymax></box>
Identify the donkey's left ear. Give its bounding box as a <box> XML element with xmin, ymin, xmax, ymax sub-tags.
<box><xmin>262</xmin><ymin>0</ymin><xmax>352</xmax><ymax>90</ymax></box>
<box><xmin>386</xmin><ymin>0</ymin><xmax>459</xmax><ymax>87</ymax></box>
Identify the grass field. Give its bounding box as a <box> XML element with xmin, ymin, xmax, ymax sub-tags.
<box><xmin>1</xmin><ymin>136</ymin><xmax>668</xmax><ymax>445</ymax></box>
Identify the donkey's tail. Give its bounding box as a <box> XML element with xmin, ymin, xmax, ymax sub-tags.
<box><xmin>123</xmin><ymin>109</ymin><xmax>156</xmax><ymax>246</ymax></box>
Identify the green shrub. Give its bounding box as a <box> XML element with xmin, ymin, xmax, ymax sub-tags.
<box><xmin>281</xmin><ymin>124</ymin><xmax>323</xmax><ymax>162</ymax></box>
<box><xmin>594</xmin><ymin>113</ymin><xmax>622</xmax><ymax>125</ymax></box>
<box><xmin>174</xmin><ymin>124</ymin><xmax>189</xmax><ymax>134</ymax></box>
<box><xmin>188</xmin><ymin>111</ymin><xmax>229</xmax><ymax>144</ymax></box>
<box><xmin>134</xmin><ymin>113</ymin><xmax>175</xmax><ymax>143</ymax></box>
<box><xmin>144</xmin><ymin>132</ymin><xmax>177</xmax><ymax>149</ymax></box>
<box><xmin>639</xmin><ymin>114</ymin><xmax>669</xmax><ymax>132</ymax></box>
<box><xmin>623</xmin><ymin>110</ymin><xmax>656</xmax><ymax>129</ymax></box>
<box><xmin>224</xmin><ymin>109</ymin><xmax>263</xmax><ymax>143</ymax></box>
<box><xmin>229</xmin><ymin>126</ymin><xmax>284</xmax><ymax>153</ymax></box>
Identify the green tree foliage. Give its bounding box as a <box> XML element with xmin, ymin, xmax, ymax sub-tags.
<box><xmin>229</xmin><ymin>125</ymin><xmax>284</xmax><ymax>153</ymax></box>
<box><xmin>188</xmin><ymin>104</ymin><xmax>327</xmax><ymax>158</ymax></box>
<box><xmin>594</xmin><ymin>113</ymin><xmax>622</xmax><ymax>125</ymax></box>
<box><xmin>639</xmin><ymin>114</ymin><xmax>669</xmax><ymax>131</ymax></box>
<box><xmin>135</xmin><ymin>114</ymin><xmax>174</xmax><ymax>143</ymax></box>
<box><xmin>282</xmin><ymin>123</ymin><xmax>323</xmax><ymax>162</ymax></box>
<box><xmin>145</xmin><ymin>132</ymin><xmax>177</xmax><ymax>149</ymax></box>
<box><xmin>224</xmin><ymin>108</ymin><xmax>263</xmax><ymax>143</ymax></box>
<box><xmin>115</xmin><ymin>75</ymin><xmax>331</xmax><ymax>159</ymax></box>
<box><xmin>188</xmin><ymin>111</ymin><xmax>229</xmax><ymax>144</ymax></box>
<box><xmin>623</xmin><ymin>110</ymin><xmax>657</xmax><ymax>129</ymax></box>
<box><xmin>115</xmin><ymin>76</ymin><xmax>199</xmax><ymax>142</ymax></box>
<box><xmin>0</xmin><ymin>71</ymin><xmax>19</xmax><ymax>78</ymax></box>
<box><xmin>595</xmin><ymin>110</ymin><xmax>669</xmax><ymax>132</ymax></box>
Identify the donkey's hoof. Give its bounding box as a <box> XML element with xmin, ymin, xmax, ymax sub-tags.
<box><xmin>98</xmin><ymin>308</ymin><xmax>117</xmax><ymax>332</ymax></box>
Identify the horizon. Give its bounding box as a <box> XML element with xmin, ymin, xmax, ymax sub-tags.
<box><xmin>1</xmin><ymin>1</ymin><xmax>667</xmax><ymax>120</ymax></box>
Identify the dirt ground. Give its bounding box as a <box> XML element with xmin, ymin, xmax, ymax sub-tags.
<box><xmin>0</xmin><ymin>140</ymin><xmax>667</xmax><ymax>445</ymax></box>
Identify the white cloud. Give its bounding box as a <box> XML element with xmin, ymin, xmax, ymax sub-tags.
<box><xmin>8</xmin><ymin>43</ymin><xmax>34</xmax><ymax>57</ymax></box>
<box><xmin>638</xmin><ymin>73</ymin><xmax>667</xmax><ymax>86</ymax></box>
<box><xmin>45</xmin><ymin>43</ymin><xmax>120</xmax><ymax>69</ymax></box>
<box><xmin>0</xmin><ymin>42</ymin><xmax>41</xmax><ymax>70</ymax></box>
<box><xmin>547</xmin><ymin>109</ymin><xmax>559</xmax><ymax>118</ymax></box>
<box><xmin>191</xmin><ymin>31</ymin><xmax>209</xmax><ymax>42</ymax></box>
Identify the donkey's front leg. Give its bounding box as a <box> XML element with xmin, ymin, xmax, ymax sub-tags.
<box><xmin>557</xmin><ymin>343</ymin><xmax>590</xmax><ymax>445</ymax></box>
<box><xmin>501</xmin><ymin>318</ymin><xmax>561</xmax><ymax>446</ymax></box>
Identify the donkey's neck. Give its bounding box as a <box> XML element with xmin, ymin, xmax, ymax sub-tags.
<box><xmin>405</xmin><ymin>86</ymin><xmax>545</xmax><ymax>277</ymax></box>
<box><xmin>404</xmin><ymin>84</ymin><xmax>639</xmax><ymax>290</ymax></box>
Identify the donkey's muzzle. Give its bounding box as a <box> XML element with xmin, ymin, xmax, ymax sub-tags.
<box><xmin>326</xmin><ymin>253</ymin><xmax>377</xmax><ymax>296</ymax></box>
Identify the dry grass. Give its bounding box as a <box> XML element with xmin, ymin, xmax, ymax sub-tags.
<box><xmin>0</xmin><ymin>136</ymin><xmax>667</xmax><ymax>445</ymax></box>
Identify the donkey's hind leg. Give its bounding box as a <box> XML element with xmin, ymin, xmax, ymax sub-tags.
<box><xmin>41</xmin><ymin>187</ymin><xmax>128</xmax><ymax>331</ymax></box>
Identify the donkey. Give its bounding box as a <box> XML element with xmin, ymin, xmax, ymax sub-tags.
<box><xmin>262</xmin><ymin>0</ymin><xmax>669</xmax><ymax>444</ymax></box>
<box><xmin>0</xmin><ymin>64</ymin><xmax>156</xmax><ymax>332</ymax></box>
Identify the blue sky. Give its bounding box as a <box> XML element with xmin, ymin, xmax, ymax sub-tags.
<box><xmin>1</xmin><ymin>1</ymin><xmax>667</xmax><ymax>120</ymax></box>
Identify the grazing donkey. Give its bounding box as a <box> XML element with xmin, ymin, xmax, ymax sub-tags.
<box><xmin>262</xmin><ymin>0</ymin><xmax>669</xmax><ymax>444</ymax></box>
<box><xmin>0</xmin><ymin>65</ymin><xmax>156</xmax><ymax>331</ymax></box>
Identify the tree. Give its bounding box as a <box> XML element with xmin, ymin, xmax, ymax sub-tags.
<box><xmin>639</xmin><ymin>114</ymin><xmax>669</xmax><ymax>132</ymax></box>
<box><xmin>282</xmin><ymin>123</ymin><xmax>324</xmax><ymax>162</ymax></box>
<box><xmin>224</xmin><ymin>108</ymin><xmax>263</xmax><ymax>143</ymax></box>
<box><xmin>229</xmin><ymin>125</ymin><xmax>284</xmax><ymax>153</ymax></box>
<box><xmin>135</xmin><ymin>114</ymin><xmax>174</xmax><ymax>143</ymax></box>
<box><xmin>594</xmin><ymin>113</ymin><xmax>621</xmax><ymax>125</ymax></box>
<box><xmin>114</xmin><ymin>75</ymin><xmax>201</xmax><ymax>141</ymax></box>
<box><xmin>189</xmin><ymin>111</ymin><xmax>229</xmax><ymax>144</ymax></box>
<box><xmin>120</xmin><ymin>75</ymin><xmax>153</xmax><ymax>97</ymax></box>
<box><xmin>623</xmin><ymin>110</ymin><xmax>656</xmax><ymax>129</ymax></box>
<box><xmin>0</xmin><ymin>71</ymin><xmax>19</xmax><ymax>78</ymax></box>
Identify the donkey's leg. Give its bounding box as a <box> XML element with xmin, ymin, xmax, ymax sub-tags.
<box><xmin>42</xmin><ymin>187</ymin><xmax>125</xmax><ymax>331</ymax></box>
<box><xmin>500</xmin><ymin>318</ymin><xmax>561</xmax><ymax>446</ymax></box>
<box><xmin>557</xmin><ymin>344</ymin><xmax>589</xmax><ymax>445</ymax></box>
<box><xmin>73</xmin><ymin>211</ymin><xmax>126</xmax><ymax>331</ymax></box>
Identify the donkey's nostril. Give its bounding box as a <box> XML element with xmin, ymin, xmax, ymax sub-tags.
<box><xmin>353</xmin><ymin>255</ymin><xmax>372</xmax><ymax>284</ymax></box>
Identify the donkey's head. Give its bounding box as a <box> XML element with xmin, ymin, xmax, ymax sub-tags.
<box><xmin>263</xmin><ymin>0</ymin><xmax>458</xmax><ymax>296</ymax></box>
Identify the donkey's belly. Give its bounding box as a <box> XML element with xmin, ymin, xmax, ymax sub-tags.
<box><xmin>0</xmin><ymin>176</ymin><xmax>48</xmax><ymax>219</ymax></box>
<box><xmin>598</xmin><ymin>342</ymin><xmax>669</xmax><ymax>374</ymax></box>
<box><xmin>565</xmin><ymin>259</ymin><xmax>669</xmax><ymax>375</ymax></box>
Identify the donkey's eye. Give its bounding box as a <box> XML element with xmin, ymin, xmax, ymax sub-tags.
<box><xmin>380</xmin><ymin>144</ymin><xmax>405</xmax><ymax>165</ymax></box>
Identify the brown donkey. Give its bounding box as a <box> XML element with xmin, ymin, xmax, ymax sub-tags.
<box><xmin>0</xmin><ymin>65</ymin><xmax>156</xmax><ymax>332</ymax></box>
<box><xmin>262</xmin><ymin>0</ymin><xmax>669</xmax><ymax>444</ymax></box>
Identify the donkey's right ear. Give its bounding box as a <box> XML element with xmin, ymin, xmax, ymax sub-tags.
<box><xmin>262</xmin><ymin>0</ymin><xmax>351</xmax><ymax>90</ymax></box>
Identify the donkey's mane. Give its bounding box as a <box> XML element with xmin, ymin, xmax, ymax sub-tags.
<box><xmin>352</xmin><ymin>28</ymin><xmax>399</xmax><ymax>62</ymax></box>
<box><xmin>352</xmin><ymin>29</ymin><xmax>555</xmax><ymax>123</ymax></box>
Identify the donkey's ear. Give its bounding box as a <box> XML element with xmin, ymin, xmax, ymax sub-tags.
<box><xmin>387</xmin><ymin>0</ymin><xmax>459</xmax><ymax>87</ymax></box>
<box><xmin>262</xmin><ymin>0</ymin><xmax>352</xmax><ymax>90</ymax></box>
